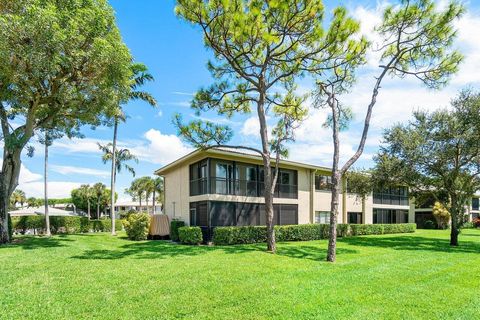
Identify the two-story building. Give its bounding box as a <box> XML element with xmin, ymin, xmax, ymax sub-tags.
<box><xmin>155</xmin><ymin>148</ymin><xmax>416</xmax><ymax>230</ymax></box>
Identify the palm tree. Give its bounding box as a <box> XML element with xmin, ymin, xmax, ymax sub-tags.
<box><xmin>107</xmin><ymin>62</ymin><xmax>156</xmax><ymax>235</ymax></box>
<box><xmin>92</xmin><ymin>183</ymin><xmax>106</xmax><ymax>219</ymax></box>
<box><xmin>10</xmin><ymin>190</ymin><xmax>26</xmax><ymax>208</ymax></box>
<box><xmin>78</xmin><ymin>185</ymin><xmax>93</xmax><ymax>219</ymax></box>
<box><xmin>152</xmin><ymin>177</ymin><xmax>164</xmax><ymax>215</ymax></box>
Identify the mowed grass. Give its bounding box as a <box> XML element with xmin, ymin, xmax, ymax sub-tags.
<box><xmin>1</xmin><ymin>229</ymin><xmax>480</xmax><ymax>320</ymax></box>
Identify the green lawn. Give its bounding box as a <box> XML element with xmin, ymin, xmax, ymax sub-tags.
<box><xmin>1</xmin><ymin>229</ymin><xmax>479</xmax><ymax>319</ymax></box>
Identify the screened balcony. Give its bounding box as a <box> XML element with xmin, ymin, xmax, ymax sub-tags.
<box><xmin>189</xmin><ymin>158</ymin><xmax>298</xmax><ymax>199</ymax></box>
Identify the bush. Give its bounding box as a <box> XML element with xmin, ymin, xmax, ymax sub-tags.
<box><xmin>89</xmin><ymin>219</ymin><xmax>123</xmax><ymax>232</ymax></box>
<box><xmin>50</xmin><ymin>216</ymin><xmax>90</xmax><ymax>234</ymax></box>
<box><xmin>170</xmin><ymin>220</ymin><xmax>185</xmax><ymax>242</ymax></box>
<box><xmin>213</xmin><ymin>223</ymin><xmax>416</xmax><ymax>245</ymax></box>
<box><xmin>178</xmin><ymin>226</ymin><xmax>203</xmax><ymax>245</ymax></box>
<box><xmin>123</xmin><ymin>213</ymin><xmax>150</xmax><ymax>241</ymax></box>
<box><xmin>423</xmin><ymin>220</ymin><xmax>436</xmax><ymax>229</ymax></box>
<box><xmin>462</xmin><ymin>221</ymin><xmax>474</xmax><ymax>229</ymax></box>
<box><xmin>213</xmin><ymin>226</ymin><xmax>267</xmax><ymax>245</ymax></box>
<box><xmin>12</xmin><ymin>216</ymin><xmax>97</xmax><ymax>234</ymax></box>
<box><xmin>383</xmin><ymin>223</ymin><xmax>416</xmax><ymax>234</ymax></box>
<box><xmin>473</xmin><ymin>218</ymin><xmax>480</xmax><ymax>228</ymax></box>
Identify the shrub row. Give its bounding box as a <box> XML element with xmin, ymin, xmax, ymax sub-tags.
<box><xmin>178</xmin><ymin>226</ymin><xmax>203</xmax><ymax>245</ymax></box>
<box><xmin>170</xmin><ymin>220</ymin><xmax>185</xmax><ymax>242</ymax></box>
<box><xmin>12</xmin><ymin>216</ymin><xmax>123</xmax><ymax>234</ymax></box>
<box><xmin>213</xmin><ymin>223</ymin><xmax>416</xmax><ymax>245</ymax></box>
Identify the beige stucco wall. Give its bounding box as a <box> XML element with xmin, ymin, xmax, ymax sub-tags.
<box><xmin>163</xmin><ymin>164</ymin><xmax>190</xmax><ymax>223</ymax></box>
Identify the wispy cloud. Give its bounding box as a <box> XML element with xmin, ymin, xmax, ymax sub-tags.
<box><xmin>172</xmin><ymin>91</ymin><xmax>194</xmax><ymax>96</ymax></box>
<box><xmin>51</xmin><ymin>165</ymin><xmax>110</xmax><ymax>178</ymax></box>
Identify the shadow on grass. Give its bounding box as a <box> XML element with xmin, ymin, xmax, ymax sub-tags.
<box><xmin>276</xmin><ymin>245</ymin><xmax>358</xmax><ymax>261</ymax></box>
<box><xmin>0</xmin><ymin>236</ymin><xmax>75</xmax><ymax>250</ymax></box>
<box><xmin>71</xmin><ymin>241</ymin><xmax>262</xmax><ymax>260</ymax></box>
<box><xmin>71</xmin><ymin>239</ymin><xmax>359</xmax><ymax>261</ymax></box>
<box><xmin>339</xmin><ymin>234</ymin><xmax>480</xmax><ymax>254</ymax></box>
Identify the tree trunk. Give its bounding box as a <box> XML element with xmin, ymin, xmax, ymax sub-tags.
<box><xmin>450</xmin><ymin>195</ymin><xmax>460</xmax><ymax>246</ymax></box>
<box><xmin>327</xmin><ymin>97</ymin><xmax>341</xmax><ymax>262</ymax></box>
<box><xmin>110</xmin><ymin>118</ymin><xmax>118</xmax><ymax>236</ymax></box>
<box><xmin>0</xmin><ymin>149</ymin><xmax>22</xmax><ymax>244</ymax></box>
<box><xmin>44</xmin><ymin>139</ymin><xmax>51</xmax><ymax>236</ymax></box>
<box><xmin>97</xmin><ymin>202</ymin><xmax>100</xmax><ymax>220</ymax></box>
<box><xmin>257</xmin><ymin>88</ymin><xmax>276</xmax><ymax>253</ymax></box>
<box><xmin>87</xmin><ymin>199</ymin><xmax>91</xmax><ymax>220</ymax></box>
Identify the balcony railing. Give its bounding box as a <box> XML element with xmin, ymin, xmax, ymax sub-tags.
<box><xmin>190</xmin><ymin>177</ymin><xmax>297</xmax><ymax>199</ymax></box>
<box><xmin>373</xmin><ymin>193</ymin><xmax>409</xmax><ymax>206</ymax></box>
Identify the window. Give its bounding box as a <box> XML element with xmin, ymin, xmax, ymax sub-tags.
<box><xmin>315</xmin><ymin>175</ymin><xmax>332</xmax><ymax>191</ymax></box>
<box><xmin>315</xmin><ymin>211</ymin><xmax>330</xmax><ymax>224</ymax></box>
<box><xmin>472</xmin><ymin>198</ymin><xmax>479</xmax><ymax>211</ymax></box>
<box><xmin>189</xmin><ymin>160</ymin><xmax>208</xmax><ymax>196</ymax></box>
<box><xmin>373</xmin><ymin>186</ymin><xmax>409</xmax><ymax>205</ymax></box>
<box><xmin>373</xmin><ymin>209</ymin><xmax>408</xmax><ymax>224</ymax></box>
<box><xmin>214</xmin><ymin>162</ymin><xmax>235</xmax><ymax>194</ymax></box>
<box><xmin>190</xmin><ymin>202</ymin><xmax>208</xmax><ymax>226</ymax></box>
<box><xmin>348</xmin><ymin>212</ymin><xmax>362</xmax><ymax>224</ymax></box>
<box><xmin>277</xmin><ymin>169</ymin><xmax>297</xmax><ymax>199</ymax></box>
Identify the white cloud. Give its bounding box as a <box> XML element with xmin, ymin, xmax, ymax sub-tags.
<box><xmin>51</xmin><ymin>165</ymin><xmax>110</xmax><ymax>178</ymax></box>
<box><xmin>172</xmin><ymin>91</ymin><xmax>194</xmax><ymax>96</ymax></box>
<box><xmin>131</xmin><ymin>129</ymin><xmax>192</xmax><ymax>165</ymax></box>
<box><xmin>52</xmin><ymin>137</ymin><xmax>107</xmax><ymax>154</ymax></box>
<box><xmin>241</xmin><ymin>116</ymin><xmax>260</xmax><ymax>137</ymax></box>
<box><xmin>20</xmin><ymin>181</ymin><xmax>82</xmax><ymax>198</ymax></box>
<box><xmin>156</xmin><ymin>110</ymin><xmax>163</xmax><ymax>117</ymax></box>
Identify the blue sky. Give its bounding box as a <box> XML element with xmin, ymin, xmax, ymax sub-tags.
<box><xmin>11</xmin><ymin>0</ymin><xmax>480</xmax><ymax>199</ymax></box>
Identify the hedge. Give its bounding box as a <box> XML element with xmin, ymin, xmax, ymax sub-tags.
<box><xmin>170</xmin><ymin>220</ymin><xmax>185</xmax><ymax>242</ymax></box>
<box><xmin>90</xmin><ymin>219</ymin><xmax>123</xmax><ymax>233</ymax></box>
<box><xmin>213</xmin><ymin>223</ymin><xmax>416</xmax><ymax>245</ymax></box>
<box><xmin>11</xmin><ymin>216</ymin><xmax>122</xmax><ymax>234</ymax></box>
<box><xmin>178</xmin><ymin>226</ymin><xmax>203</xmax><ymax>245</ymax></box>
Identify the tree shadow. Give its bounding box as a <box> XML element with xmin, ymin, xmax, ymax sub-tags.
<box><xmin>71</xmin><ymin>241</ymin><xmax>263</xmax><ymax>260</ymax></box>
<box><xmin>276</xmin><ymin>244</ymin><xmax>358</xmax><ymax>261</ymax></box>
<box><xmin>0</xmin><ymin>236</ymin><xmax>75</xmax><ymax>250</ymax></box>
<box><xmin>339</xmin><ymin>234</ymin><xmax>480</xmax><ymax>254</ymax></box>
<box><xmin>70</xmin><ymin>239</ymin><xmax>359</xmax><ymax>261</ymax></box>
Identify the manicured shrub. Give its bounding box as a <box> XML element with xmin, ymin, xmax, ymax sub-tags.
<box><xmin>473</xmin><ymin>218</ymin><xmax>480</xmax><ymax>228</ymax></box>
<box><xmin>462</xmin><ymin>222</ymin><xmax>474</xmax><ymax>229</ymax></box>
<box><xmin>123</xmin><ymin>213</ymin><xmax>150</xmax><ymax>241</ymax></box>
<box><xmin>213</xmin><ymin>226</ymin><xmax>267</xmax><ymax>245</ymax></box>
<box><xmin>50</xmin><ymin>216</ymin><xmax>90</xmax><ymax>234</ymax></box>
<box><xmin>214</xmin><ymin>223</ymin><xmax>417</xmax><ymax>245</ymax></box>
<box><xmin>178</xmin><ymin>226</ymin><xmax>203</xmax><ymax>245</ymax></box>
<box><xmin>89</xmin><ymin>219</ymin><xmax>123</xmax><ymax>232</ymax></box>
<box><xmin>383</xmin><ymin>223</ymin><xmax>416</xmax><ymax>234</ymax></box>
<box><xmin>170</xmin><ymin>220</ymin><xmax>185</xmax><ymax>242</ymax></box>
<box><xmin>423</xmin><ymin>220</ymin><xmax>436</xmax><ymax>229</ymax></box>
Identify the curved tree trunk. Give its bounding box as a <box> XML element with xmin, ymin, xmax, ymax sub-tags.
<box><xmin>327</xmin><ymin>97</ymin><xmax>341</xmax><ymax>262</ymax></box>
<box><xmin>0</xmin><ymin>149</ymin><xmax>22</xmax><ymax>244</ymax></box>
<box><xmin>44</xmin><ymin>138</ymin><xmax>51</xmax><ymax>237</ymax></box>
<box><xmin>110</xmin><ymin>119</ymin><xmax>118</xmax><ymax>235</ymax></box>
